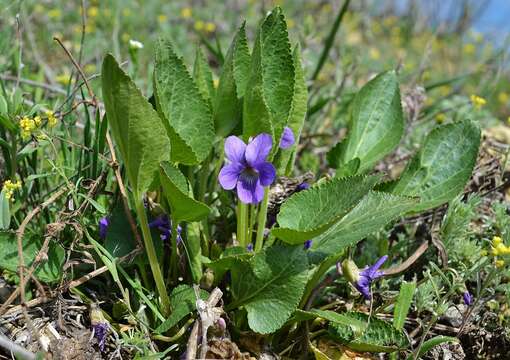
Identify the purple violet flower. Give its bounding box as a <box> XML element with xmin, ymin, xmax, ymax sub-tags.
<box><xmin>149</xmin><ymin>214</ymin><xmax>182</xmax><ymax>244</ymax></box>
<box><xmin>218</xmin><ymin>134</ymin><xmax>276</xmax><ymax>204</ymax></box>
<box><xmin>93</xmin><ymin>322</ymin><xmax>108</xmax><ymax>351</ymax></box>
<box><xmin>279</xmin><ymin>127</ymin><xmax>295</xmax><ymax>149</ymax></box>
<box><xmin>354</xmin><ymin>255</ymin><xmax>388</xmax><ymax>299</ymax></box>
<box><xmin>98</xmin><ymin>217</ymin><xmax>109</xmax><ymax>239</ymax></box>
<box><xmin>247</xmin><ymin>243</ymin><xmax>254</xmax><ymax>252</ymax></box>
<box><xmin>304</xmin><ymin>240</ymin><xmax>312</xmax><ymax>250</ymax></box>
<box><xmin>296</xmin><ymin>182</ymin><xmax>310</xmax><ymax>192</ymax></box>
<box><xmin>463</xmin><ymin>291</ymin><xmax>473</xmax><ymax>306</ymax></box>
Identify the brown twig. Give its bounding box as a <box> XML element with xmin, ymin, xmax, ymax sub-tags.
<box><xmin>382</xmin><ymin>241</ymin><xmax>429</xmax><ymax>276</ymax></box>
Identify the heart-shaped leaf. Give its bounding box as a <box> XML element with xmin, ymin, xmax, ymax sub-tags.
<box><xmin>272</xmin><ymin>175</ymin><xmax>380</xmax><ymax>244</ymax></box>
<box><xmin>154</xmin><ymin>39</ymin><xmax>214</xmax><ymax>165</ymax></box>
<box><xmin>101</xmin><ymin>54</ymin><xmax>171</xmax><ymax>197</ymax></box>
<box><xmin>391</xmin><ymin>119</ymin><xmax>480</xmax><ymax>212</ymax></box>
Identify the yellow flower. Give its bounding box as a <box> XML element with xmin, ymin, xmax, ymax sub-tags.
<box><xmin>470</xmin><ymin>94</ymin><xmax>486</xmax><ymax>109</ymax></box>
<box><xmin>194</xmin><ymin>20</ymin><xmax>205</xmax><ymax>31</ymax></box>
<box><xmin>85</xmin><ymin>24</ymin><xmax>95</xmax><ymax>34</ymax></box>
<box><xmin>19</xmin><ymin>116</ymin><xmax>36</xmax><ymax>139</ymax></box>
<box><xmin>48</xmin><ymin>8</ymin><xmax>61</xmax><ymax>19</ymax></box>
<box><xmin>181</xmin><ymin>7</ymin><xmax>192</xmax><ymax>19</ymax></box>
<box><xmin>369</xmin><ymin>48</ymin><xmax>381</xmax><ymax>60</ymax></box>
<box><xmin>122</xmin><ymin>8</ymin><xmax>131</xmax><ymax>17</ymax></box>
<box><xmin>87</xmin><ymin>6</ymin><xmax>99</xmax><ymax>17</ymax></box>
<box><xmin>84</xmin><ymin>63</ymin><xmax>97</xmax><ymax>74</ymax></box>
<box><xmin>496</xmin><ymin>259</ymin><xmax>505</xmax><ymax>268</ymax></box>
<box><xmin>45</xmin><ymin>110</ymin><xmax>58</xmax><ymax>127</ymax></box>
<box><xmin>213</xmin><ymin>78</ymin><xmax>219</xmax><ymax>88</ymax></box>
<box><xmin>2</xmin><ymin>180</ymin><xmax>22</xmax><ymax>201</ymax></box>
<box><xmin>56</xmin><ymin>73</ymin><xmax>71</xmax><ymax>86</ymax></box>
<box><xmin>463</xmin><ymin>43</ymin><xmax>476</xmax><ymax>55</ymax></box>
<box><xmin>498</xmin><ymin>92</ymin><xmax>509</xmax><ymax>104</ymax></box>
<box><xmin>205</xmin><ymin>22</ymin><xmax>216</xmax><ymax>33</ymax></box>
<box><xmin>435</xmin><ymin>113</ymin><xmax>447</xmax><ymax>124</ymax></box>
<box><xmin>493</xmin><ymin>236</ymin><xmax>503</xmax><ymax>246</ymax></box>
<box><xmin>480</xmin><ymin>250</ymin><xmax>488</xmax><ymax>257</ymax></box>
<box><xmin>158</xmin><ymin>14</ymin><xmax>168</xmax><ymax>23</ymax></box>
<box><xmin>34</xmin><ymin>116</ymin><xmax>42</xmax><ymax>127</ymax></box>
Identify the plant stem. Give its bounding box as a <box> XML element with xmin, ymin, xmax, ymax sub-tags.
<box><xmin>238</xmin><ymin>201</ymin><xmax>249</xmax><ymax>248</ymax></box>
<box><xmin>255</xmin><ymin>188</ymin><xmax>270</xmax><ymax>252</ymax></box>
<box><xmin>170</xmin><ymin>217</ymin><xmax>179</xmax><ymax>283</ymax></box>
<box><xmin>135</xmin><ymin>199</ymin><xmax>170</xmax><ymax>316</ymax></box>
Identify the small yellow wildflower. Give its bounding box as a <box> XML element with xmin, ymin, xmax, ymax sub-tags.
<box><xmin>181</xmin><ymin>7</ymin><xmax>192</xmax><ymax>19</ymax></box>
<box><xmin>493</xmin><ymin>236</ymin><xmax>503</xmax><ymax>246</ymax></box>
<box><xmin>194</xmin><ymin>20</ymin><xmax>205</xmax><ymax>31</ymax></box>
<box><xmin>480</xmin><ymin>250</ymin><xmax>488</xmax><ymax>257</ymax></box>
<box><xmin>213</xmin><ymin>78</ymin><xmax>219</xmax><ymax>88</ymax></box>
<box><xmin>45</xmin><ymin>110</ymin><xmax>58</xmax><ymax>127</ymax></box>
<box><xmin>2</xmin><ymin>180</ymin><xmax>22</xmax><ymax>201</ymax></box>
<box><xmin>205</xmin><ymin>22</ymin><xmax>216</xmax><ymax>33</ymax></box>
<box><xmin>84</xmin><ymin>63</ymin><xmax>97</xmax><ymax>74</ymax></box>
<box><xmin>498</xmin><ymin>92</ymin><xmax>509</xmax><ymax>104</ymax></box>
<box><xmin>56</xmin><ymin>73</ymin><xmax>71</xmax><ymax>86</ymax></box>
<box><xmin>496</xmin><ymin>259</ymin><xmax>505</xmax><ymax>268</ymax></box>
<box><xmin>19</xmin><ymin>116</ymin><xmax>36</xmax><ymax>139</ymax></box>
<box><xmin>470</xmin><ymin>94</ymin><xmax>486</xmax><ymax>109</ymax></box>
<box><xmin>369</xmin><ymin>48</ymin><xmax>381</xmax><ymax>60</ymax></box>
<box><xmin>158</xmin><ymin>14</ymin><xmax>168</xmax><ymax>23</ymax></box>
<box><xmin>48</xmin><ymin>8</ymin><xmax>61</xmax><ymax>19</ymax></box>
<box><xmin>463</xmin><ymin>43</ymin><xmax>476</xmax><ymax>55</ymax></box>
<box><xmin>34</xmin><ymin>116</ymin><xmax>42</xmax><ymax>127</ymax></box>
<box><xmin>435</xmin><ymin>113</ymin><xmax>447</xmax><ymax>124</ymax></box>
<box><xmin>87</xmin><ymin>6</ymin><xmax>99</xmax><ymax>17</ymax></box>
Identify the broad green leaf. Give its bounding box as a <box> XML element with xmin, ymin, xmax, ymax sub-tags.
<box><xmin>393</xmin><ymin>280</ymin><xmax>416</xmax><ymax>331</ymax></box>
<box><xmin>101</xmin><ymin>54</ymin><xmax>170</xmax><ymax>197</ymax></box>
<box><xmin>154</xmin><ymin>39</ymin><xmax>214</xmax><ymax>165</ymax></box>
<box><xmin>341</xmin><ymin>71</ymin><xmax>404</xmax><ymax>172</ymax></box>
<box><xmin>244</xmin><ymin>7</ymin><xmax>295</xmax><ymax>147</ymax></box>
<box><xmin>0</xmin><ymin>190</ymin><xmax>10</xmax><ymax>230</ymax></box>
<box><xmin>193</xmin><ymin>47</ymin><xmax>215</xmax><ymax>103</ymax></box>
<box><xmin>272</xmin><ymin>175</ymin><xmax>380</xmax><ymax>244</ymax></box>
<box><xmin>310</xmin><ymin>191</ymin><xmax>417</xmax><ymax>262</ymax></box>
<box><xmin>0</xmin><ymin>231</ymin><xmax>64</xmax><ymax>283</ymax></box>
<box><xmin>155</xmin><ymin>285</ymin><xmax>209</xmax><ymax>333</ymax></box>
<box><xmin>391</xmin><ymin>120</ymin><xmax>480</xmax><ymax>212</ymax></box>
<box><xmin>207</xmin><ymin>246</ymin><xmax>252</xmax><ymax>281</ymax></box>
<box><xmin>229</xmin><ymin>245</ymin><xmax>308</xmax><ymax>334</ymax></box>
<box><xmin>328</xmin><ymin>312</ymin><xmax>409</xmax><ymax>352</ymax></box>
<box><xmin>214</xmin><ymin>22</ymin><xmax>250</xmax><ymax>136</ymax></box>
<box><xmin>280</xmin><ymin>45</ymin><xmax>308</xmax><ymax>175</ymax></box>
<box><xmin>159</xmin><ymin>162</ymin><xmax>210</xmax><ymax>223</ymax></box>
<box><xmin>104</xmin><ymin>205</ymin><xmax>136</xmax><ymax>258</ymax></box>
<box><xmin>293</xmin><ymin>309</ymin><xmax>367</xmax><ymax>334</ymax></box>
<box><xmin>410</xmin><ymin>336</ymin><xmax>459</xmax><ymax>359</ymax></box>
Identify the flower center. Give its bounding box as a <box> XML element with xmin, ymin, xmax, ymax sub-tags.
<box><xmin>240</xmin><ymin>166</ymin><xmax>259</xmax><ymax>185</ymax></box>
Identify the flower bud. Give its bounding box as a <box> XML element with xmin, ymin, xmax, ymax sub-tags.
<box><xmin>341</xmin><ymin>259</ymin><xmax>360</xmax><ymax>284</ymax></box>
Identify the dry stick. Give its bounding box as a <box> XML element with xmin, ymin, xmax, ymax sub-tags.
<box><xmin>382</xmin><ymin>240</ymin><xmax>430</xmax><ymax>276</ymax></box>
<box><xmin>0</xmin><ymin>334</ymin><xmax>35</xmax><ymax>360</ymax></box>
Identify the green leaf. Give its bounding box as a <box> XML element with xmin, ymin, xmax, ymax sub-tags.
<box><xmin>0</xmin><ymin>231</ymin><xmax>64</xmax><ymax>283</ymax></box>
<box><xmin>341</xmin><ymin>71</ymin><xmax>404</xmax><ymax>172</ymax></box>
<box><xmin>159</xmin><ymin>162</ymin><xmax>210</xmax><ymax>223</ymax></box>
<box><xmin>294</xmin><ymin>309</ymin><xmax>367</xmax><ymax>334</ymax></box>
<box><xmin>391</xmin><ymin>120</ymin><xmax>481</xmax><ymax>212</ymax></box>
<box><xmin>411</xmin><ymin>336</ymin><xmax>459</xmax><ymax>359</ymax></box>
<box><xmin>154</xmin><ymin>39</ymin><xmax>214</xmax><ymax>165</ymax></box>
<box><xmin>0</xmin><ymin>190</ymin><xmax>11</xmax><ymax>230</ymax></box>
<box><xmin>104</xmin><ymin>205</ymin><xmax>136</xmax><ymax>258</ymax></box>
<box><xmin>193</xmin><ymin>47</ymin><xmax>215</xmax><ymax>104</ymax></box>
<box><xmin>207</xmin><ymin>246</ymin><xmax>252</xmax><ymax>281</ymax></box>
<box><xmin>280</xmin><ymin>44</ymin><xmax>308</xmax><ymax>175</ymax></box>
<box><xmin>229</xmin><ymin>244</ymin><xmax>308</xmax><ymax>334</ymax></box>
<box><xmin>101</xmin><ymin>54</ymin><xmax>170</xmax><ymax>197</ymax></box>
<box><xmin>213</xmin><ymin>22</ymin><xmax>251</xmax><ymax>136</ymax></box>
<box><xmin>310</xmin><ymin>191</ymin><xmax>417</xmax><ymax>262</ymax></box>
<box><xmin>328</xmin><ymin>312</ymin><xmax>409</xmax><ymax>353</ymax></box>
<box><xmin>155</xmin><ymin>285</ymin><xmax>209</xmax><ymax>333</ymax></box>
<box><xmin>393</xmin><ymin>280</ymin><xmax>416</xmax><ymax>331</ymax></box>
<box><xmin>243</xmin><ymin>7</ymin><xmax>295</xmax><ymax>146</ymax></box>
<box><xmin>272</xmin><ymin>175</ymin><xmax>380</xmax><ymax>244</ymax></box>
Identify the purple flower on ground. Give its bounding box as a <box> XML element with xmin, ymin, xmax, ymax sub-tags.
<box><xmin>354</xmin><ymin>255</ymin><xmax>388</xmax><ymax>299</ymax></box>
<box><xmin>304</xmin><ymin>240</ymin><xmax>312</xmax><ymax>250</ymax></box>
<box><xmin>296</xmin><ymin>182</ymin><xmax>310</xmax><ymax>192</ymax></box>
<box><xmin>98</xmin><ymin>217</ymin><xmax>109</xmax><ymax>239</ymax></box>
<box><xmin>92</xmin><ymin>322</ymin><xmax>108</xmax><ymax>351</ymax></box>
<box><xmin>279</xmin><ymin>127</ymin><xmax>295</xmax><ymax>149</ymax></box>
<box><xmin>149</xmin><ymin>214</ymin><xmax>182</xmax><ymax>243</ymax></box>
<box><xmin>463</xmin><ymin>291</ymin><xmax>473</xmax><ymax>306</ymax></box>
<box><xmin>247</xmin><ymin>243</ymin><xmax>254</xmax><ymax>252</ymax></box>
<box><xmin>218</xmin><ymin>134</ymin><xmax>276</xmax><ymax>204</ymax></box>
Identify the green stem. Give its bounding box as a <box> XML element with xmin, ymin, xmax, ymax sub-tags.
<box><xmin>238</xmin><ymin>201</ymin><xmax>249</xmax><ymax>248</ymax></box>
<box><xmin>135</xmin><ymin>198</ymin><xmax>171</xmax><ymax>316</ymax></box>
<box><xmin>169</xmin><ymin>217</ymin><xmax>179</xmax><ymax>284</ymax></box>
<box><xmin>255</xmin><ymin>188</ymin><xmax>270</xmax><ymax>252</ymax></box>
